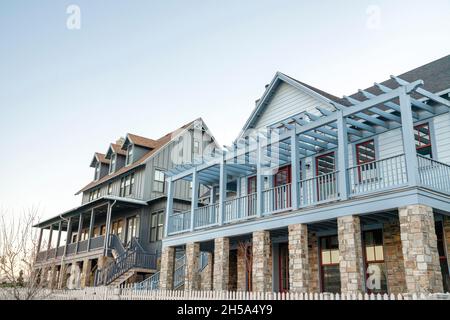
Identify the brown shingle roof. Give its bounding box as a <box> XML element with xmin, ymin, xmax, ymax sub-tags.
<box><xmin>94</xmin><ymin>153</ymin><xmax>110</xmax><ymax>165</ymax></box>
<box><xmin>76</xmin><ymin>119</ymin><xmax>197</xmax><ymax>195</ymax></box>
<box><xmin>125</xmin><ymin>133</ymin><xmax>158</xmax><ymax>149</ymax></box>
<box><xmin>110</xmin><ymin>143</ymin><xmax>127</xmax><ymax>156</ymax></box>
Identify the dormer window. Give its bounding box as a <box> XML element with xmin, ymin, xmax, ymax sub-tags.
<box><xmin>94</xmin><ymin>163</ymin><xmax>101</xmax><ymax>180</ymax></box>
<box><xmin>109</xmin><ymin>154</ymin><xmax>116</xmax><ymax>174</ymax></box>
<box><xmin>126</xmin><ymin>146</ymin><xmax>134</xmax><ymax>166</ymax></box>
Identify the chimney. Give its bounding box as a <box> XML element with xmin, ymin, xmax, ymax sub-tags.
<box><xmin>116</xmin><ymin>137</ymin><xmax>125</xmax><ymax>146</ymax></box>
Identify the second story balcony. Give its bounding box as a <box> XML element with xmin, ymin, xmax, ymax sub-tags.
<box><xmin>164</xmin><ymin>77</ymin><xmax>450</xmax><ymax>239</ymax></box>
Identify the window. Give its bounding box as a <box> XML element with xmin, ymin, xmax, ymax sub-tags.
<box><xmin>435</xmin><ymin>221</ymin><xmax>450</xmax><ymax>292</ymax></box>
<box><xmin>126</xmin><ymin>216</ymin><xmax>139</xmax><ymax>243</ymax></box>
<box><xmin>363</xmin><ymin>229</ymin><xmax>387</xmax><ymax>294</ymax></box>
<box><xmin>154</xmin><ymin>169</ymin><xmax>165</xmax><ymax>193</ymax></box>
<box><xmin>100</xmin><ymin>225</ymin><xmax>106</xmax><ymax>236</ymax></box>
<box><xmin>109</xmin><ymin>154</ymin><xmax>116</xmax><ymax>174</ymax></box>
<box><xmin>126</xmin><ymin>146</ymin><xmax>134</xmax><ymax>166</ymax></box>
<box><xmin>315</xmin><ymin>152</ymin><xmax>336</xmax><ymax>201</ymax></box>
<box><xmin>88</xmin><ymin>189</ymin><xmax>101</xmax><ymax>202</ymax></box>
<box><xmin>320</xmin><ymin>236</ymin><xmax>340</xmax><ymax>293</ymax></box>
<box><xmin>107</xmin><ymin>183</ymin><xmax>113</xmax><ymax>195</ymax></box>
<box><xmin>414</xmin><ymin>123</ymin><xmax>433</xmax><ymax>158</ymax></box>
<box><xmin>120</xmin><ymin>173</ymin><xmax>134</xmax><ymax>196</ymax></box>
<box><xmin>355</xmin><ymin>139</ymin><xmax>377</xmax><ymax>182</ymax></box>
<box><xmin>150</xmin><ymin>211</ymin><xmax>164</xmax><ymax>242</ymax></box>
<box><xmin>93</xmin><ymin>226</ymin><xmax>99</xmax><ymax>238</ymax></box>
<box><xmin>94</xmin><ymin>163</ymin><xmax>100</xmax><ymax>180</ymax></box>
<box><xmin>71</xmin><ymin>233</ymin><xmax>78</xmax><ymax>243</ymax></box>
<box><xmin>193</xmin><ymin>140</ymin><xmax>200</xmax><ymax>154</ymax></box>
<box><xmin>111</xmin><ymin>220</ymin><xmax>124</xmax><ymax>240</ymax></box>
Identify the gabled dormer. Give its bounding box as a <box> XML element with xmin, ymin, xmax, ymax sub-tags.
<box><xmin>121</xmin><ymin>133</ymin><xmax>157</xmax><ymax>166</ymax></box>
<box><xmin>105</xmin><ymin>140</ymin><xmax>127</xmax><ymax>174</ymax></box>
<box><xmin>90</xmin><ymin>153</ymin><xmax>110</xmax><ymax>181</ymax></box>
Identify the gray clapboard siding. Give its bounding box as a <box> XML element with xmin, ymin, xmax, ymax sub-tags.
<box><xmin>434</xmin><ymin>112</ymin><xmax>450</xmax><ymax>163</ymax></box>
<box><xmin>253</xmin><ymin>82</ymin><xmax>333</xmax><ymax>130</ymax></box>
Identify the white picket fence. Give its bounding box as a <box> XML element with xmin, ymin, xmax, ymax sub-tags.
<box><xmin>2</xmin><ymin>287</ymin><xmax>450</xmax><ymax>300</ymax></box>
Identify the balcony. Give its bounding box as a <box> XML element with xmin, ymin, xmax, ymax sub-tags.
<box><xmin>167</xmin><ymin>154</ymin><xmax>450</xmax><ymax>236</ymax></box>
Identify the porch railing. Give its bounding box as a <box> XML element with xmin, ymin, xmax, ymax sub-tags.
<box><xmin>173</xmin><ymin>255</ymin><xmax>186</xmax><ymax>289</ymax></box>
<box><xmin>418</xmin><ymin>155</ymin><xmax>450</xmax><ymax>194</ymax></box>
<box><xmin>78</xmin><ymin>240</ymin><xmax>89</xmax><ymax>252</ymax></box>
<box><xmin>65</xmin><ymin>243</ymin><xmax>77</xmax><ymax>256</ymax></box>
<box><xmin>168</xmin><ymin>210</ymin><xmax>191</xmax><ymax>235</ymax></box>
<box><xmin>262</xmin><ymin>184</ymin><xmax>292</xmax><ymax>214</ymax></box>
<box><xmin>224</xmin><ymin>193</ymin><xmax>257</xmax><ymax>223</ymax></box>
<box><xmin>89</xmin><ymin>235</ymin><xmax>105</xmax><ymax>250</ymax></box>
<box><xmin>298</xmin><ymin>171</ymin><xmax>339</xmax><ymax>207</ymax></box>
<box><xmin>348</xmin><ymin>154</ymin><xmax>407</xmax><ymax>195</ymax></box>
<box><xmin>194</xmin><ymin>203</ymin><xmax>219</xmax><ymax>229</ymax></box>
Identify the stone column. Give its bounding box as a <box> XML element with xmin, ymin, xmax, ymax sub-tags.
<box><xmin>48</xmin><ymin>265</ymin><xmax>57</xmax><ymax>289</ymax></box>
<box><xmin>338</xmin><ymin>215</ymin><xmax>365</xmax><ymax>294</ymax></box>
<box><xmin>399</xmin><ymin>205</ymin><xmax>443</xmax><ymax>293</ymax></box>
<box><xmin>185</xmin><ymin>242</ymin><xmax>200</xmax><ymax>291</ymax></box>
<box><xmin>40</xmin><ymin>267</ymin><xmax>49</xmax><ymax>287</ymax></box>
<box><xmin>383</xmin><ymin>221</ymin><xmax>407</xmax><ymax>294</ymax></box>
<box><xmin>58</xmin><ymin>263</ymin><xmax>70</xmax><ymax>289</ymax></box>
<box><xmin>252</xmin><ymin>230</ymin><xmax>272</xmax><ymax>292</ymax></box>
<box><xmin>444</xmin><ymin>216</ymin><xmax>450</xmax><ymax>269</ymax></box>
<box><xmin>213</xmin><ymin>237</ymin><xmax>229</xmax><ymax>291</ymax></box>
<box><xmin>160</xmin><ymin>246</ymin><xmax>175</xmax><ymax>290</ymax></box>
<box><xmin>237</xmin><ymin>245</ymin><xmax>247</xmax><ymax>291</ymax></box>
<box><xmin>308</xmin><ymin>230</ymin><xmax>320</xmax><ymax>293</ymax></box>
<box><xmin>288</xmin><ymin>224</ymin><xmax>310</xmax><ymax>293</ymax></box>
<box><xmin>80</xmin><ymin>258</ymin><xmax>92</xmax><ymax>288</ymax></box>
<box><xmin>200</xmin><ymin>252</ymin><xmax>213</xmax><ymax>291</ymax></box>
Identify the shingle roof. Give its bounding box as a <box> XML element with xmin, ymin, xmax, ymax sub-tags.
<box><xmin>91</xmin><ymin>153</ymin><xmax>110</xmax><ymax>167</ymax></box>
<box><xmin>110</xmin><ymin>143</ymin><xmax>127</xmax><ymax>156</ymax></box>
<box><xmin>125</xmin><ymin>133</ymin><xmax>158</xmax><ymax>150</ymax></box>
<box><xmin>76</xmin><ymin>119</ymin><xmax>197</xmax><ymax>195</ymax></box>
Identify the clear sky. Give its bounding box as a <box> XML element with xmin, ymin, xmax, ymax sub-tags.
<box><xmin>1</xmin><ymin>0</ymin><xmax>449</xmax><ymax>221</ymax></box>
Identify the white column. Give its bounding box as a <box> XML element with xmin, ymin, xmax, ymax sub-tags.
<box><xmin>55</xmin><ymin>221</ymin><xmax>62</xmax><ymax>258</ymax></box>
<box><xmin>190</xmin><ymin>168</ymin><xmax>199</xmax><ymax>231</ymax></box>
<box><xmin>337</xmin><ymin>110</ymin><xmax>349</xmax><ymax>200</ymax></box>
<box><xmin>45</xmin><ymin>225</ymin><xmax>54</xmax><ymax>259</ymax></box>
<box><xmin>399</xmin><ymin>89</ymin><xmax>418</xmax><ymax>186</ymax></box>
<box><xmin>87</xmin><ymin>208</ymin><xmax>95</xmax><ymax>251</ymax></box>
<box><xmin>290</xmin><ymin>130</ymin><xmax>300</xmax><ymax>209</ymax></box>
<box><xmin>63</xmin><ymin>217</ymin><xmax>72</xmax><ymax>256</ymax></box>
<box><xmin>256</xmin><ymin>137</ymin><xmax>264</xmax><ymax>217</ymax></box>
<box><xmin>218</xmin><ymin>157</ymin><xmax>227</xmax><ymax>225</ymax></box>
<box><xmin>164</xmin><ymin>178</ymin><xmax>174</xmax><ymax>237</ymax></box>
<box><xmin>75</xmin><ymin>213</ymin><xmax>83</xmax><ymax>253</ymax></box>
<box><xmin>37</xmin><ymin>228</ymin><xmax>44</xmax><ymax>253</ymax></box>
<box><xmin>104</xmin><ymin>203</ymin><xmax>112</xmax><ymax>256</ymax></box>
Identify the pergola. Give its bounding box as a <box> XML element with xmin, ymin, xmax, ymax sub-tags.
<box><xmin>164</xmin><ymin>77</ymin><xmax>450</xmax><ymax>235</ymax></box>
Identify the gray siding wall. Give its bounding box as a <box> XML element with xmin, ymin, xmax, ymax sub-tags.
<box><xmin>434</xmin><ymin>112</ymin><xmax>450</xmax><ymax>163</ymax></box>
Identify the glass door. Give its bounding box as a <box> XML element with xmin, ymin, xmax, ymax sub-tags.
<box><xmin>278</xmin><ymin>243</ymin><xmax>289</xmax><ymax>292</ymax></box>
<box><xmin>126</xmin><ymin>216</ymin><xmax>139</xmax><ymax>244</ymax></box>
<box><xmin>274</xmin><ymin>165</ymin><xmax>291</xmax><ymax>210</ymax></box>
<box><xmin>315</xmin><ymin>152</ymin><xmax>336</xmax><ymax>202</ymax></box>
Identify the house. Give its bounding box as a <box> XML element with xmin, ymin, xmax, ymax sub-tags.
<box><xmin>158</xmin><ymin>55</ymin><xmax>450</xmax><ymax>294</ymax></box>
<box><xmin>33</xmin><ymin>118</ymin><xmax>220</xmax><ymax>289</ymax></box>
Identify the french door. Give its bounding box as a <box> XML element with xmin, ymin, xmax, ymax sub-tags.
<box><xmin>315</xmin><ymin>152</ymin><xmax>336</xmax><ymax>202</ymax></box>
<box><xmin>278</xmin><ymin>243</ymin><xmax>289</xmax><ymax>292</ymax></box>
<box><xmin>273</xmin><ymin>165</ymin><xmax>292</xmax><ymax>210</ymax></box>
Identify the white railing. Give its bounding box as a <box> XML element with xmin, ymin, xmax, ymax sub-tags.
<box><xmin>224</xmin><ymin>193</ymin><xmax>257</xmax><ymax>223</ymax></box>
<box><xmin>9</xmin><ymin>287</ymin><xmax>449</xmax><ymax>300</ymax></box>
<box><xmin>194</xmin><ymin>203</ymin><xmax>219</xmax><ymax>229</ymax></box>
<box><xmin>348</xmin><ymin>154</ymin><xmax>407</xmax><ymax>195</ymax></box>
<box><xmin>168</xmin><ymin>210</ymin><xmax>191</xmax><ymax>235</ymax></box>
<box><xmin>262</xmin><ymin>184</ymin><xmax>292</xmax><ymax>214</ymax></box>
<box><xmin>299</xmin><ymin>171</ymin><xmax>339</xmax><ymax>206</ymax></box>
<box><xmin>418</xmin><ymin>155</ymin><xmax>450</xmax><ymax>194</ymax></box>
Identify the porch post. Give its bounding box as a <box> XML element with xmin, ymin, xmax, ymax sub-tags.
<box><xmin>87</xmin><ymin>208</ymin><xmax>95</xmax><ymax>252</ymax></box>
<box><xmin>256</xmin><ymin>137</ymin><xmax>264</xmax><ymax>217</ymax></box>
<box><xmin>185</xmin><ymin>242</ymin><xmax>201</xmax><ymax>290</ymax></box>
<box><xmin>218</xmin><ymin>157</ymin><xmax>227</xmax><ymax>225</ymax></box>
<box><xmin>252</xmin><ymin>230</ymin><xmax>272</xmax><ymax>292</ymax></box>
<box><xmin>75</xmin><ymin>213</ymin><xmax>83</xmax><ymax>253</ymax></box>
<box><xmin>45</xmin><ymin>225</ymin><xmax>54</xmax><ymax>260</ymax></box>
<box><xmin>64</xmin><ymin>217</ymin><xmax>72</xmax><ymax>256</ymax></box>
<box><xmin>55</xmin><ymin>221</ymin><xmax>62</xmax><ymax>258</ymax></box>
<box><xmin>337</xmin><ymin>110</ymin><xmax>349</xmax><ymax>200</ymax></box>
<box><xmin>190</xmin><ymin>168</ymin><xmax>199</xmax><ymax>232</ymax></box>
<box><xmin>160</xmin><ymin>246</ymin><xmax>175</xmax><ymax>290</ymax></box>
<box><xmin>290</xmin><ymin>130</ymin><xmax>300</xmax><ymax>209</ymax></box>
<box><xmin>37</xmin><ymin>228</ymin><xmax>43</xmax><ymax>253</ymax></box>
<box><xmin>399</xmin><ymin>89</ymin><xmax>419</xmax><ymax>186</ymax></box>
<box><xmin>104</xmin><ymin>202</ymin><xmax>112</xmax><ymax>256</ymax></box>
<box><xmin>164</xmin><ymin>178</ymin><xmax>174</xmax><ymax>237</ymax></box>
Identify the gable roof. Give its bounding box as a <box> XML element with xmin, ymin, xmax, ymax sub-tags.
<box><xmin>89</xmin><ymin>153</ymin><xmax>110</xmax><ymax>167</ymax></box>
<box><xmin>106</xmin><ymin>143</ymin><xmax>127</xmax><ymax>159</ymax></box>
<box><xmin>122</xmin><ymin>133</ymin><xmax>158</xmax><ymax>150</ymax></box>
<box><xmin>76</xmin><ymin>119</ymin><xmax>199</xmax><ymax>195</ymax></box>
<box><xmin>237</xmin><ymin>72</ymin><xmax>339</xmax><ymax>140</ymax></box>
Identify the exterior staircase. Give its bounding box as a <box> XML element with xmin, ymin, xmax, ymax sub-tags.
<box><xmin>135</xmin><ymin>251</ymin><xmax>209</xmax><ymax>290</ymax></box>
<box><xmin>94</xmin><ymin>237</ymin><xmax>157</xmax><ymax>287</ymax></box>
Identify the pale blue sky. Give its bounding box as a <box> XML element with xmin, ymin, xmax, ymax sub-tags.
<box><xmin>1</xmin><ymin>0</ymin><xmax>449</xmax><ymax>221</ymax></box>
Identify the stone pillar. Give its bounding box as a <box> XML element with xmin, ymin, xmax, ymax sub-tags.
<box><xmin>444</xmin><ymin>216</ymin><xmax>450</xmax><ymax>267</ymax></box>
<box><xmin>383</xmin><ymin>221</ymin><xmax>407</xmax><ymax>294</ymax></box>
<box><xmin>80</xmin><ymin>259</ymin><xmax>92</xmax><ymax>288</ymax></box>
<box><xmin>252</xmin><ymin>230</ymin><xmax>272</xmax><ymax>292</ymax></box>
<box><xmin>200</xmin><ymin>252</ymin><xmax>213</xmax><ymax>291</ymax></box>
<box><xmin>308</xmin><ymin>230</ymin><xmax>320</xmax><ymax>293</ymax></box>
<box><xmin>185</xmin><ymin>242</ymin><xmax>200</xmax><ymax>291</ymax></box>
<box><xmin>288</xmin><ymin>224</ymin><xmax>310</xmax><ymax>293</ymax></box>
<box><xmin>338</xmin><ymin>215</ymin><xmax>365</xmax><ymax>294</ymax></box>
<box><xmin>58</xmin><ymin>263</ymin><xmax>70</xmax><ymax>289</ymax></box>
<box><xmin>213</xmin><ymin>237</ymin><xmax>229</xmax><ymax>291</ymax></box>
<box><xmin>160</xmin><ymin>246</ymin><xmax>175</xmax><ymax>290</ymax></box>
<box><xmin>237</xmin><ymin>245</ymin><xmax>247</xmax><ymax>291</ymax></box>
<box><xmin>40</xmin><ymin>267</ymin><xmax>49</xmax><ymax>287</ymax></box>
<box><xmin>48</xmin><ymin>265</ymin><xmax>58</xmax><ymax>289</ymax></box>
<box><xmin>399</xmin><ymin>205</ymin><xmax>443</xmax><ymax>293</ymax></box>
